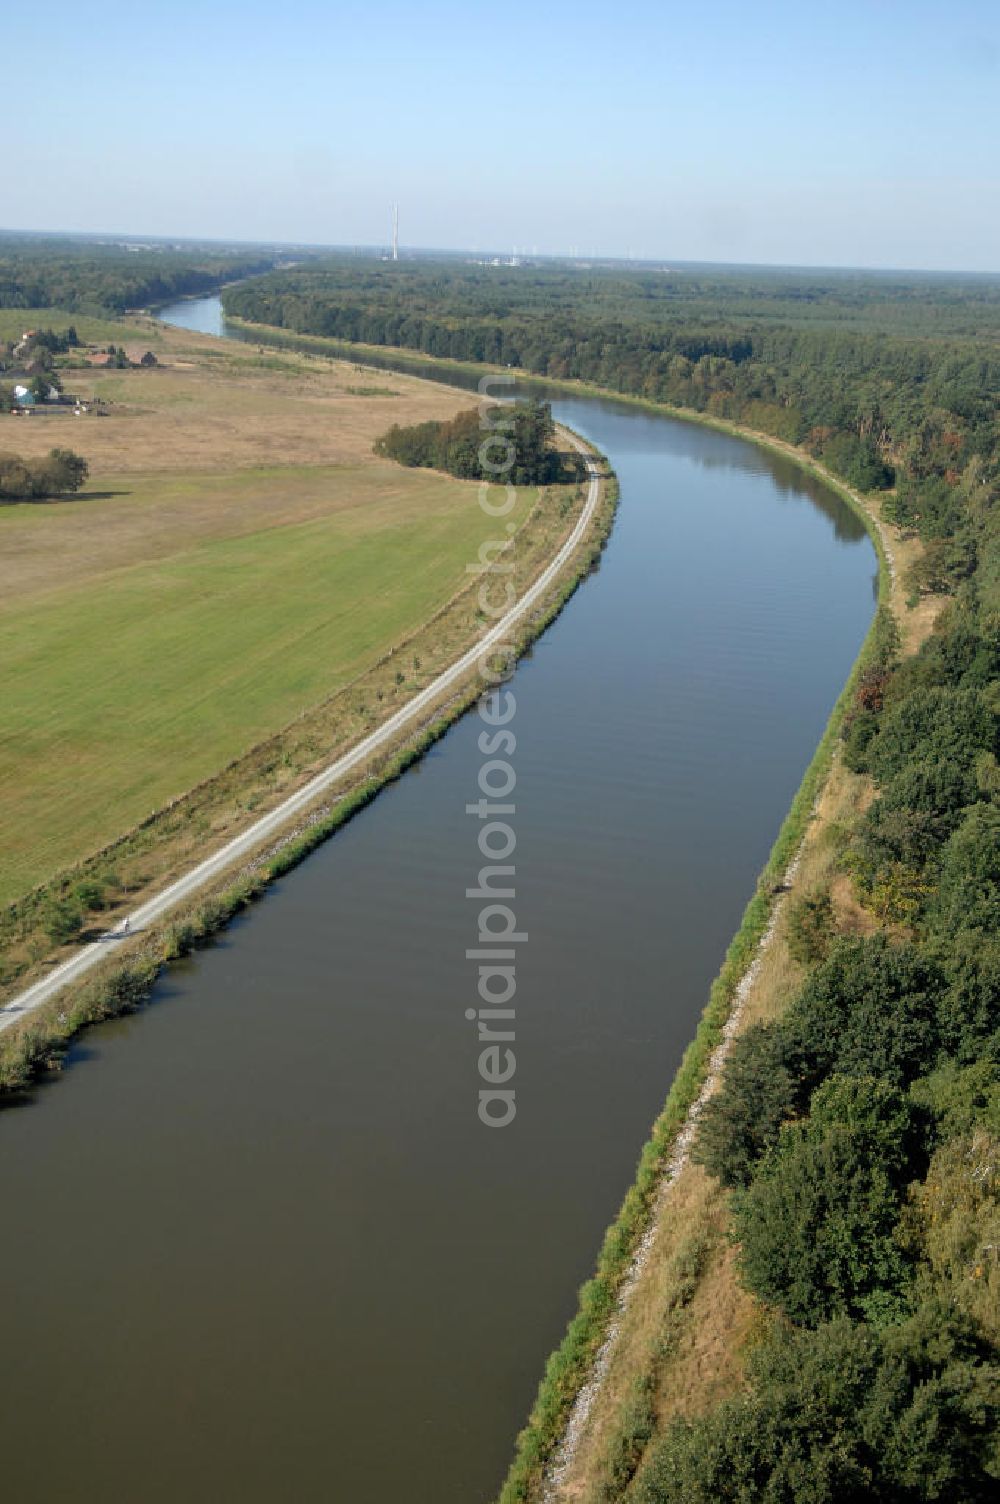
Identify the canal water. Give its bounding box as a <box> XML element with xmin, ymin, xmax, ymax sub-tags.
<box><xmin>0</xmin><ymin>296</ymin><xmax>876</xmax><ymax>1502</ymax></box>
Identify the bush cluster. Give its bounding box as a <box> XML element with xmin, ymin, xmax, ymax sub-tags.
<box><xmin>0</xmin><ymin>447</ymin><xmax>88</xmax><ymax>502</ymax></box>
<box><xmin>375</xmin><ymin>398</ymin><xmax>584</xmax><ymax>486</ymax></box>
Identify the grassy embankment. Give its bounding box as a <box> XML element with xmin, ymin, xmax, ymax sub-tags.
<box><xmin>0</xmin><ymin>319</ymin><xmax>603</xmax><ymax>1015</ymax></box>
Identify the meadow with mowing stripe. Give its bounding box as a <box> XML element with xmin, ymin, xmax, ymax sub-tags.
<box><xmin>0</xmin><ymin>323</ymin><xmax>540</xmax><ymax>908</ymax></box>
<box><xmin>0</xmin><ymin>466</ymin><xmax>532</xmax><ymax>902</ymax></box>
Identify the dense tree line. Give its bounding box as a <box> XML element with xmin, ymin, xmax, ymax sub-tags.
<box><xmin>681</xmin><ymin>470</ymin><xmax>1000</xmax><ymax>1490</ymax></box>
<box><xmin>374</xmin><ymin>399</ymin><xmax>583</xmax><ymax>486</ymax></box>
<box><xmin>663</xmin><ymin>453</ymin><xmax>1000</xmax><ymax>1491</ymax></box>
<box><xmin>224</xmin><ymin>261</ymin><xmax>1000</xmax><ymax>601</ymax></box>
<box><xmin>0</xmin><ymin>449</ymin><xmax>88</xmax><ymax>501</ymax></box>
<box><xmin>0</xmin><ymin>236</ymin><xmax>276</xmax><ymax>315</ymax></box>
<box><xmin>224</xmin><ymin>258</ymin><xmax>1000</xmax><ymax>1492</ymax></box>
<box><xmin>223</xmin><ymin>258</ymin><xmax>1000</xmax><ymax>340</ymax></box>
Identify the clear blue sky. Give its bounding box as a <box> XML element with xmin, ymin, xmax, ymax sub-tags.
<box><xmin>5</xmin><ymin>0</ymin><xmax>999</xmax><ymax>271</ymax></box>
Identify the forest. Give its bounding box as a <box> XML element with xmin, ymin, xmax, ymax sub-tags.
<box><xmin>222</xmin><ymin>258</ymin><xmax>1000</xmax><ymax>339</ymax></box>
<box><xmin>0</xmin><ymin>235</ymin><xmax>276</xmax><ymax>314</ymax></box>
<box><xmin>226</xmin><ymin>257</ymin><xmax>1000</xmax><ymax>1496</ymax></box>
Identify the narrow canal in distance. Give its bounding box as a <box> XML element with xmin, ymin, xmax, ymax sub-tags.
<box><xmin>0</xmin><ymin>296</ymin><xmax>877</xmax><ymax>1502</ymax></box>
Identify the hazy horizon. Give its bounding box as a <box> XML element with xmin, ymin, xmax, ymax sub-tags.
<box><xmin>1</xmin><ymin>225</ymin><xmax>997</xmax><ymax>282</ymax></box>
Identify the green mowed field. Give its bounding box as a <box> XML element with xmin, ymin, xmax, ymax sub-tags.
<box><xmin>0</xmin><ymin>464</ymin><xmax>530</xmax><ymax>904</ymax></box>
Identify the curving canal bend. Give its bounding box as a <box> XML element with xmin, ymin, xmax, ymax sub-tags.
<box><xmin>0</xmin><ymin>296</ymin><xmax>877</xmax><ymax>1503</ymax></box>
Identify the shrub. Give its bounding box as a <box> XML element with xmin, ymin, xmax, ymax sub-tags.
<box><xmin>905</xmin><ymin>1128</ymin><xmax>1000</xmax><ymax>1342</ymax></box>
<box><xmin>929</xmin><ymin>805</ymin><xmax>1000</xmax><ymax>940</ymax></box>
<box><xmin>733</xmin><ymin>1076</ymin><xmax>918</xmax><ymax>1327</ymax></box>
<box><xmin>907</xmin><ymin>536</ymin><xmax>977</xmax><ymax>596</ymax></box>
<box><xmin>73</xmin><ymin>879</ymin><xmax>106</xmax><ymax>911</ymax></box>
<box><xmin>934</xmin><ymin>937</ymin><xmax>1000</xmax><ymax>1065</ymax></box>
<box><xmin>636</xmin><ymin>1306</ymin><xmax>1000</xmax><ymax>1503</ymax></box>
<box><xmin>782</xmin><ymin>936</ymin><xmax>945</xmax><ymax>1092</ymax></box>
<box><xmin>786</xmin><ymin>890</ymin><xmax>835</xmax><ymax>965</ymax></box>
<box><xmin>866</xmin><ymin>686</ymin><xmax>995</xmax><ymax>791</ymax></box>
<box><xmin>42</xmin><ymin>897</ymin><xmax>84</xmax><ymax>945</ymax></box>
<box><xmin>698</xmin><ymin>939</ymin><xmax>947</xmax><ymax>1192</ymax></box>
<box><xmin>910</xmin><ymin>1060</ymin><xmax>1000</xmax><ymax>1143</ymax></box>
<box><xmin>846</xmin><ymin>797</ymin><xmax>947</xmax><ymax>921</ymax></box>
<box><xmin>841</xmin><ymin>704</ymin><xmax>880</xmax><ymax>772</ymax></box>
<box><xmin>694</xmin><ymin>1024</ymin><xmax>796</xmax><ymax>1189</ymax></box>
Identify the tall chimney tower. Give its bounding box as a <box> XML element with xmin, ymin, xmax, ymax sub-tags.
<box><xmin>392</xmin><ymin>203</ymin><xmax>399</xmax><ymax>261</ymax></box>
